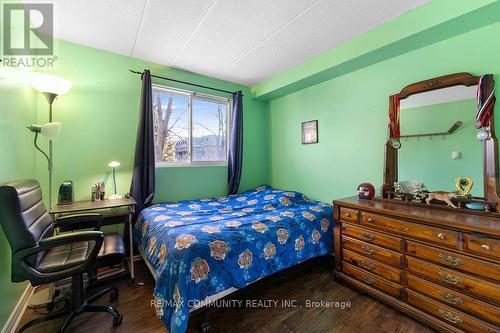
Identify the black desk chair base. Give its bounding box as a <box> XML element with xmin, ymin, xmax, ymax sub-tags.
<box><xmin>18</xmin><ymin>274</ymin><xmax>122</xmax><ymax>333</ymax></box>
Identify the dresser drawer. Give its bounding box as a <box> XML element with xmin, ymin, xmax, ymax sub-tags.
<box><xmin>342</xmin><ymin>223</ymin><xmax>402</xmax><ymax>252</ymax></box>
<box><xmin>360</xmin><ymin>212</ymin><xmax>402</xmax><ymax>233</ymax></box>
<box><xmin>407</xmin><ymin>241</ymin><xmax>500</xmax><ymax>282</ymax></box>
<box><xmin>407</xmin><ymin>256</ymin><xmax>500</xmax><ymax>305</ymax></box>
<box><xmin>407</xmin><ymin>289</ymin><xmax>499</xmax><ymax>333</ymax></box>
<box><xmin>407</xmin><ymin>274</ymin><xmax>500</xmax><ymax>326</ymax></box>
<box><xmin>342</xmin><ymin>249</ymin><xmax>401</xmax><ymax>283</ymax></box>
<box><xmin>340</xmin><ymin>207</ymin><xmax>358</xmax><ymax>223</ymax></box>
<box><xmin>464</xmin><ymin>233</ymin><xmax>500</xmax><ymax>262</ymax></box>
<box><xmin>342</xmin><ymin>236</ymin><xmax>403</xmax><ymax>267</ymax></box>
<box><xmin>343</xmin><ymin>262</ymin><xmax>401</xmax><ymax>298</ymax></box>
<box><xmin>361</xmin><ymin>212</ymin><xmax>459</xmax><ymax>249</ymax></box>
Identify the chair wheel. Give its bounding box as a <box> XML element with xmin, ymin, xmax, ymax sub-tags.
<box><xmin>46</xmin><ymin>301</ymin><xmax>55</xmax><ymax>311</ymax></box>
<box><xmin>64</xmin><ymin>298</ymin><xmax>72</xmax><ymax>311</ymax></box>
<box><xmin>113</xmin><ymin>313</ymin><xmax>123</xmax><ymax>326</ymax></box>
<box><xmin>200</xmin><ymin>322</ymin><xmax>211</xmax><ymax>333</ymax></box>
<box><xmin>110</xmin><ymin>289</ymin><xmax>119</xmax><ymax>300</ymax></box>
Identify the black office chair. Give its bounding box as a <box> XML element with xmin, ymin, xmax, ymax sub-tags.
<box><xmin>0</xmin><ymin>180</ymin><xmax>125</xmax><ymax>333</ymax></box>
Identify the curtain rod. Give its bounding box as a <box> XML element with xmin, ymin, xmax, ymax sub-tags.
<box><xmin>129</xmin><ymin>69</ymin><xmax>238</xmax><ymax>95</ymax></box>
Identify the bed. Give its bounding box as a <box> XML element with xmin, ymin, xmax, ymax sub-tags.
<box><xmin>133</xmin><ymin>185</ymin><xmax>334</xmax><ymax>332</ymax></box>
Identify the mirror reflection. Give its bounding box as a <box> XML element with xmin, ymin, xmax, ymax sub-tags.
<box><xmin>398</xmin><ymin>85</ymin><xmax>483</xmax><ymax>197</ymax></box>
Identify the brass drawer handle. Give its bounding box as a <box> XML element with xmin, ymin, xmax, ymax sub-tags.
<box><xmin>437</xmin><ymin>233</ymin><xmax>446</xmax><ymax>240</ymax></box>
<box><xmin>362</xmin><ymin>245</ymin><xmax>374</xmax><ymax>255</ymax></box>
<box><xmin>481</xmin><ymin>243</ymin><xmax>491</xmax><ymax>250</ymax></box>
<box><xmin>438</xmin><ymin>272</ymin><xmax>463</xmax><ymax>285</ymax></box>
<box><xmin>362</xmin><ymin>232</ymin><xmax>374</xmax><ymax>241</ymax></box>
<box><xmin>438</xmin><ymin>291</ymin><xmax>463</xmax><ymax>305</ymax></box>
<box><xmin>362</xmin><ymin>275</ymin><xmax>374</xmax><ymax>285</ymax></box>
<box><xmin>361</xmin><ymin>261</ymin><xmax>374</xmax><ymax>270</ymax></box>
<box><xmin>439</xmin><ymin>309</ymin><xmax>463</xmax><ymax>325</ymax></box>
<box><xmin>438</xmin><ymin>253</ymin><xmax>464</xmax><ymax>266</ymax></box>
<box><xmin>345</xmin><ymin>213</ymin><xmax>351</xmax><ymax>218</ymax></box>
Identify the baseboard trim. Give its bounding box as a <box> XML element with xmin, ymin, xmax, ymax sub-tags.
<box><xmin>1</xmin><ymin>284</ymin><xmax>34</xmax><ymax>333</ymax></box>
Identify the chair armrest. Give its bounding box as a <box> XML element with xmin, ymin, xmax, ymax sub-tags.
<box><xmin>39</xmin><ymin>231</ymin><xmax>103</xmax><ymax>247</ymax></box>
<box><xmin>13</xmin><ymin>231</ymin><xmax>104</xmax><ymax>284</ymax></box>
<box><xmin>54</xmin><ymin>213</ymin><xmax>103</xmax><ymax>231</ymax></box>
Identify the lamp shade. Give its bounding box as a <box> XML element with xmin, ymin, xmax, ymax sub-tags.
<box><xmin>31</xmin><ymin>73</ymin><xmax>72</xmax><ymax>95</ymax></box>
<box><xmin>108</xmin><ymin>161</ymin><xmax>120</xmax><ymax>168</ymax></box>
<box><xmin>28</xmin><ymin>122</ymin><xmax>62</xmax><ymax>141</ymax></box>
<box><xmin>41</xmin><ymin>122</ymin><xmax>61</xmax><ymax>140</ymax></box>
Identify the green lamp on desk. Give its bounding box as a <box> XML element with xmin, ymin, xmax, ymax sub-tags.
<box><xmin>108</xmin><ymin>161</ymin><xmax>122</xmax><ymax>199</ymax></box>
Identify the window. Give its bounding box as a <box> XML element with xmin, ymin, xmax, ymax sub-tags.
<box><xmin>153</xmin><ymin>85</ymin><xmax>230</xmax><ymax>166</ymax></box>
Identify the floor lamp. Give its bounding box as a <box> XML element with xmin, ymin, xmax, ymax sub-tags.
<box><xmin>28</xmin><ymin>73</ymin><xmax>71</xmax><ymax>308</ymax></box>
<box><xmin>31</xmin><ymin>73</ymin><xmax>72</xmax><ymax>209</ymax></box>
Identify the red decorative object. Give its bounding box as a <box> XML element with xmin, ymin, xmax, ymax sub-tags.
<box><xmin>388</xmin><ymin>94</ymin><xmax>400</xmax><ymax>138</ymax></box>
<box><xmin>357</xmin><ymin>183</ymin><xmax>375</xmax><ymax>199</ymax></box>
<box><xmin>475</xmin><ymin>74</ymin><xmax>496</xmax><ymax>129</ymax></box>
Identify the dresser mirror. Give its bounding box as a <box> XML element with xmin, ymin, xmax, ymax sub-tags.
<box><xmin>398</xmin><ymin>85</ymin><xmax>483</xmax><ymax>197</ymax></box>
<box><xmin>381</xmin><ymin>72</ymin><xmax>500</xmax><ymax>213</ymax></box>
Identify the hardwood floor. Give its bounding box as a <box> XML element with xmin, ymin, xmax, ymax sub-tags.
<box><xmin>18</xmin><ymin>257</ymin><xmax>435</xmax><ymax>333</ymax></box>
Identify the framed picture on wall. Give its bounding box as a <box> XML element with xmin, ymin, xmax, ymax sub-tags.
<box><xmin>301</xmin><ymin>120</ymin><xmax>318</xmax><ymax>144</ymax></box>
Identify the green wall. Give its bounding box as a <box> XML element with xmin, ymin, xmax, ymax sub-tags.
<box><xmin>266</xmin><ymin>20</ymin><xmax>500</xmax><ymax>202</ymax></box>
<box><xmin>33</xmin><ymin>40</ymin><xmax>268</xmax><ymax>205</ymax></box>
<box><xmin>399</xmin><ymin>99</ymin><xmax>483</xmax><ymax>196</ymax></box>
<box><xmin>0</xmin><ymin>68</ymin><xmax>36</xmax><ymax>328</ymax></box>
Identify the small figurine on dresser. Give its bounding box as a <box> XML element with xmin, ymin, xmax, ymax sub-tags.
<box><xmin>357</xmin><ymin>183</ymin><xmax>375</xmax><ymax>199</ymax></box>
<box><xmin>393</xmin><ymin>181</ymin><xmax>428</xmax><ymax>202</ymax></box>
<box><xmin>425</xmin><ymin>191</ymin><xmax>457</xmax><ymax>208</ymax></box>
<box><xmin>455</xmin><ymin>176</ymin><xmax>474</xmax><ymax>198</ymax></box>
<box><xmin>425</xmin><ymin>177</ymin><xmax>475</xmax><ymax>208</ymax></box>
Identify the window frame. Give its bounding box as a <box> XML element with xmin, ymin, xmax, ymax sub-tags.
<box><xmin>153</xmin><ymin>84</ymin><xmax>232</xmax><ymax>168</ymax></box>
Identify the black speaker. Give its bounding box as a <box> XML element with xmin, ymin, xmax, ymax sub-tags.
<box><xmin>58</xmin><ymin>180</ymin><xmax>73</xmax><ymax>205</ymax></box>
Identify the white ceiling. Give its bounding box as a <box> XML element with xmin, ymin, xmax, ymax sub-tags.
<box><xmin>24</xmin><ymin>0</ymin><xmax>429</xmax><ymax>86</ymax></box>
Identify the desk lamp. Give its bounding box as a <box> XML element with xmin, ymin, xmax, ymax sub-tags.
<box><xmin>108</xmin><ymin>161</ymin><xmax>122</xmax><ymax>199</ymax></box>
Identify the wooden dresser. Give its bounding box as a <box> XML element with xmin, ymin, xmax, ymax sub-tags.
<box><xmin>333</xmin><ymin>197</ymin><xmax>500</xmax><ymax>333</ymax></box>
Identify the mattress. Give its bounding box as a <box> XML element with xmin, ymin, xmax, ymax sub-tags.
<box><xmin>133</xmin><ymin>185</ymin><xmax>334</xmax><ymax>333</ymax></box>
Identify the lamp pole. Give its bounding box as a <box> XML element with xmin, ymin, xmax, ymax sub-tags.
<box><xmin>44</xmin><ymin>92</ymin><xmax>57</xmax><ymax>209</ymax></box>
<box><xmin>113</xmin><ymin>166</ymin><xmax>117</xmax><ymax>195</ymax></box>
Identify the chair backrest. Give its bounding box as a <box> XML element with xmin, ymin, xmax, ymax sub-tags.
<box><xmin>0</xmin><ymin>180</ymin><xmax>54</xmax><ymax>266</ymax></box>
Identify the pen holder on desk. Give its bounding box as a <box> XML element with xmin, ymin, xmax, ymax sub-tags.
<box><xmin>91</xmin><ymin>181</ymin><xmax>105</xmax><ymax>201</ymax></box>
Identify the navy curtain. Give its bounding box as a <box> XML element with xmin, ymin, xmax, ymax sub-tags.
<box><xmin>228</xmin><ymin>91</ymin><xmax>243</xmax><ymax>195</ymax></box>
<box><xmin>130</xmin><ymin>69</ymin><xmax>155</xmax><ymax>214</ymax></box>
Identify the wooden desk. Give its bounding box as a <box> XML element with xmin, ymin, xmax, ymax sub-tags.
<box><xmin>50</xmin><ymin>197</ymin><xmax>137</xmax><ymax>282</ymax></box>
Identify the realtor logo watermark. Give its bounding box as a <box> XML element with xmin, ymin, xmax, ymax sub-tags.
<box><xmin>150</xmin><ymin>298</ymin><xmax>352</xmax><ymax>318</ymax></box>
<box><xmin>2</xmin><ymin>3</ymin><xmax>57</xmax><ymax>67</ymax></box>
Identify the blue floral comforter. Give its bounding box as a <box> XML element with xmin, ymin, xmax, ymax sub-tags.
<box><xmin>134</xmin><ymin>185</ymin><xmax>334</xmax><ymax>332</ymax></box>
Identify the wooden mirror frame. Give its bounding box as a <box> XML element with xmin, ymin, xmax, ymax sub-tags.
<box><xmin>381</xmin><ymin>72</ymin><xmax>500</xmax><ymax>210</ymax></box>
